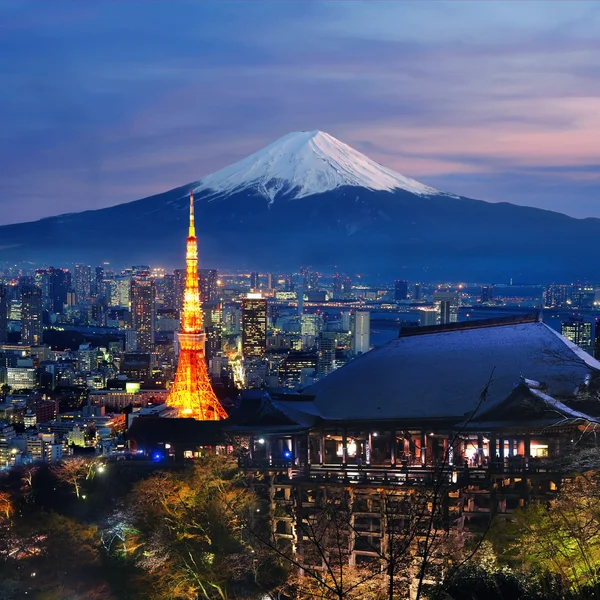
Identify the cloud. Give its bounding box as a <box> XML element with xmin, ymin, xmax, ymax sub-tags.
<box><xmin>0</xmin><ymin>1</ymin><xmax>599</xmax><ymax>224</ymax></box>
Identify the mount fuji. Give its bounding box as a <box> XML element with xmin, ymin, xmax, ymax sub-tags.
<box><xmin>1</xmin><ymin>130</ymin><xmax>599</xmax><ymax>281</ymax></box>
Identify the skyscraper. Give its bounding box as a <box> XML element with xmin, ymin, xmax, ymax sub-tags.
<box><xmin>199</xmin><ymin>269</ymin><xmax>218</xmax><ymax>303</ymax></box>
<box><xmin>342</xmin><ymin>276</ymin><xmax>352</xmax><ymax>294</ymax></box>
<box><xmin>352</xmin><ymin>311</ymin><xmax>370</xmax><ymax>355</ymax></box>
<box><xmin>93</xmin><ymin>265</ymin><xmax>104</xmax><ymax>298</ymax></box>
<box><xmin>250</xmin><ymin>272</ymin><xmax>259</xmax><ymax>291</ymax></box>
<box><xmin>20</xmin><ymin>284</ymin><xmax>43</xmax><ymax>346</ymax></box>
<box><xmin>481</xmin><ymin>285</ymin><xmax>494</xmax><ymax>304</ymax></box>
<box><xmin>434</xmin><ymin>289</ymin><xmax>459</xmax><ymax>324</ymax></box>
<box><xmin>0</xmin><ymin>284</ymin><xmax>7</xmax><ymax>344</ymax></box>
<box><xmin>163</xmin><ymin>273</ymin><xmax>176</xmax><ymax>310</ymax></box>
<box><xmin>561</xmin><ymin>317</ymin><xmax>592</xmax><ymax>355</ymax></box>
<box><xmin>394</xmin><ymin>280</ymin><xmax>408</xmax><ymax>302</ymax></box>
<box><xmin>284</xmin><ymin>273</ymin><xmax>294</xmax><ymax>292</ymax></box>
<box><xmin>331</xmin><ymin>274</ymin><xmax>342</xmax><ymax>298</ymax></box>
<box><xmin>242</xmin><ymin>294</ymin><xmax>267</xmax><ymax>358</ymax></box>
<box><xmin>74</xmin><ymin>264</ymin><xmax>92</xmax><ymax>304</ymax></box>
<box><xmin>131</xmin><ymin>278</ymin><xmax>155</xmax><ymax>351</ymax></box>
<box><xmin>167</xmin><ymin>192</ymin><xmax>227</xmax><ymax>420</ymax></box>
<box><xmin>413</xmin><ymin>283</ymin><xmax>422</xmax><ymax>301</ymax></box>
<box><xmin>174</xmin><ymin>269</ymin><xmax>186</xmax><ymax>313</ymax></box>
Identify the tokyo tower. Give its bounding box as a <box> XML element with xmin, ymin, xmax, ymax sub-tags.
<box><xmin>167</xmin><ymin>191</ymin><xmax>228</xmax><ymax>420</ymax></box>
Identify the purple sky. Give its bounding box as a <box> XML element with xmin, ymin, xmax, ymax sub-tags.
<box><xmin>1</xmin><ymin>1</ymin><xmax>599</xmax><ymax>225</ymax></box>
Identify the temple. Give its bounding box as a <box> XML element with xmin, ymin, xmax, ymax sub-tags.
<box><xmin>166</xmin><ymin>191</ymin><xmax>227</xmax><ymax>420</ymax></box>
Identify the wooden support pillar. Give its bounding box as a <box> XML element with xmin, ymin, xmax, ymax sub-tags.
<box><xmin>477</xmin><ymin>434</ymin><xmax>484</xmax><ymax>466</ymax></box>
<box><xmin>507</xmin><ymin>438</ymin><xmax>514</xmax><ymax>457</ymax></box>
<box><xmin>342</xmin><ymin>428</ymin><xmax>348</xmax><ymax>466</ymax></box>
<box><xmin>319</xmin><ymin>430</ymin><xmax>325</xmax><ymax>465</ymax></box>
<box><xmin>524</xmin><ymin>435</ymin><xmax>531</xmax><ymax>458</ymax></box>
<box><xmin>248</xmin><ymin>436</ymin><xmax>254</xmax><ymax>460</ymax></box>
<box><xmin>390</xmin><ymin>429</ymin><xmax>396</xmax><ymax>466</ymax></box>
<box><xmin>420</xmin><ymin>430</ymin><xmax>427</xmax><ymax>466</ymax></box>
<box><xmin>266</xmin><ymin>438</ymin><xmax>272</xmax><ymax>466</ymax></box>
<box><xmin>306</xmin><ymin>433</ymin><xmax>311</xmax><ymax>466</ymax></box>
<box><xmin>489</xmin><ymin>434</ymin><xmax>497</xmax><ymax>462</ymax></box>
<box><xmin>498</xmin><ymin>436</ymin><xmax>505</xmax><ymax>460</ymax></box>
<box><xmin>367</xmin><ymin>432</ymin><xmax>372</xmax><ymax>466</ymax></box>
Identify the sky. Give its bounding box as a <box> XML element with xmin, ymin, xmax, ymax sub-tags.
<box><xmin>1</xmin><ymin>1</ymin><xmax>599</xmax><ymax>225</ymax></box>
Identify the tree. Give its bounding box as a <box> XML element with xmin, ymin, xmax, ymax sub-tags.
<box><xmin>505</xmin><ymin>471</ymin><xmax>600</xmax><ymax>595</ymax></box>
<box><xmin>51</xmin><ymin>456</ymin><xmax>103</xmax><ymax>498</ymax></box>
<box><xmin>122</xmin><ymin>455</ymin><xmax>279</xmax><ymax>600</ymax></box>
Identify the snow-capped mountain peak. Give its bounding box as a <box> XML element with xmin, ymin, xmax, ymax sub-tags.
<box><xmin>193</xmin><ymin>130</ymin><xmax>441</xmax><ymax>201</ymax></box>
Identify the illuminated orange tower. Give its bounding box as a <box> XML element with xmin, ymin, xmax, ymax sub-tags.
<box><xmin>167</xmin><ymin>191</ymin><xmax>227</xmax><ymax>420</ymax></box>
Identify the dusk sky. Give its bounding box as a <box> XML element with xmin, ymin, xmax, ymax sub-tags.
<box><xmin>1</xmin><ymin>1</ymin><xmax>599</xmax><ymax>225</ymax></box>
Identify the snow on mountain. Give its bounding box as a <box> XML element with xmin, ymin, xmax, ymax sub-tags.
<box><xmin>193</xmin><ymin>130</ymin><xmax>442</xmax><ymax>201</ymax></box>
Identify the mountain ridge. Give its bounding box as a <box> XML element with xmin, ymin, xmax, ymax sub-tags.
<box><xmin>0</xmin><ymin>131</ymin><xmax>599</xmax><ymax>281</ymax></box>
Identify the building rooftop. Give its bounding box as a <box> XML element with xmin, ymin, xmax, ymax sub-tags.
<box><xmin>303</xmin><ymin>319</ymin><xmax>600</xmax><ymax>422</ymax></box>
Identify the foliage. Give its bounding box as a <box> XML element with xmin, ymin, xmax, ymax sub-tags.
<box><xmin>504</xmin><ymin>471</ymin><xmax>600</xmax><ymax>594</ymax></box>
<box><xmin>122</xmin><ymin>454</ymin><xmax>280</xmax><ymax>599</ymax></box>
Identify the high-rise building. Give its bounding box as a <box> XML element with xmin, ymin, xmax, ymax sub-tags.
<box><xmin>413</xmin><ymin>283</ymin><xmax>422</xmax><ymax>301</ymax></box>
<box><xmin>278</xmin><ymin>352</ymin><xmax>318</xmax><ymax>389</ymax></box>
<box><xmin>309</xmin><ymin>271</ymin><xmax>320</xmax><ymax>291</ymax></box>
<box><xmin>480</xmin><ymin>285</ymin><xmax>494</xmax><ymax>304</ymax></box>
<box><xmin>284</xmin><ymin>274</ymin><xmax>294</xmax><ymax>292</ymax></box>
<box><xmin>20</xmin><ymin>284</ymin><xmax>43</xmax><ymax>346</ymax></box>
<box><xmin>394</xmin><ymin>280</ymin><xmax>408</xmax><ymax>302</ymax></box>
<box><xmin>167</xmin><ymin>192</ymin><xmax>227</xmax><ymax>420</ymax></box>
<box><xmin>352</xmin><ymin>311</ymin><xmax>370</xmax><ymax>355</ymax></box>
<box><xmin>174</xmin><ymin>269</ymin><xmax>186</xmax><ymax>313</ymax></box>
<box><xmin>332</xmin><ymin>274</ymin><xmax>342</xmax><ymax>298</ymax></box>
<box><xmin>0</xmin><ymin>284</ymin><xmax>7</xmax><ymax>344</ymax></box>
<box><xmin>544</xmin><ymin>284</ymin><xmax>570</xmax><ymax>308</ymax></box>
<box><xmin>131</xmin><ymin>279</ymin><xmax>156</xmax><ymax>351</ymax></box>
<box><xmin>571</xmin><ymin>283</ymin><xmax>594</xmax><ymax>309</ymax></box>
<box><xmin>48</xmin><ymin>267</ymin><xmax>71</xmax><ymax>313</ymax></box>
<box><xmin>93</xmin><ymin>266</ymin><xmax>104</xmax><ymax>298</ymax></box>
<box><xmin>266</xmin><ymin>273</ymin><xmax>273</xmax><ymax>290</ymax></box>
<box><xmin>250</xmin><ymin>272</ymin><xmax>259</xmax><ymax>291</ymax></box>
<box><xmin>116</xmin><ymin>272</ymin><xmax>132</xmax><ymax>308</ymax></box>
<box><xmin>318</xmin><ymin>331</ymin><xmax>338</xmax><ymax>377</ymax></box>
<box><xmin>343</xmin><ymin>276</ymin><xmax>352</xmax><ymax>294</ymax></box>
<box><xmin>561</xmin><ymin>317</ymin><xmax>592</xmax><ymax>355</ymax></box>
<box><xmin>74</xmin><ymin>265</ymin><xmax>92</xmax><ymax>304</ymax></box>
<box><xmin>300</xmin><ymin>267</ymin><xmax>310</xmax><ymax>291</ymax></box>
<box><xmin>163</xmin><ymin>273</ymin><xmax>176</xmax><ymax>310</ymax></box>
<box><xmin>434</xmin><ymin>289</ymin><xmax>459</xmax><ymax>324</ymax></box>
<box><xmin>242</xmin><ymin>294</ymin><xmax>267</xmax><ymax>358</ymax></box>
<box><xmin>199</xmin><ymin>269</ymin><xmax>218</xmax><ymax>303</ymax></box>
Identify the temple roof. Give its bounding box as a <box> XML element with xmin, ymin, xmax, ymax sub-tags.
<box><xmin>303</xmin><ymin>317</ymin><xmax>600</xmax><ymax>422</ymax></box>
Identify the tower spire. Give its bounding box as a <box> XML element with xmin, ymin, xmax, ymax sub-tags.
<box><xmin>189</xmin><ymin>190</ymin><xmax>195</xmax><ymax>238</ymax></box>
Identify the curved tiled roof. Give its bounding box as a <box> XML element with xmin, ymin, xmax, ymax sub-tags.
<box><xmin>304</xmin><ymin>320</ymin><xmax>600</xmax><ymax>422</ymax></box>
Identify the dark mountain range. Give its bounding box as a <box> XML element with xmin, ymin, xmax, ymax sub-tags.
<box><xmin>0</xmin><ymin>130</ymin><xmax>597</xmax><ymax>281</ymax></box>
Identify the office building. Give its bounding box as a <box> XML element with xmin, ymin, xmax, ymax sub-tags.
<box><xmin>561</xmin><ymin>317</ymin><xmax>592</xmax><ymax>355</ymax></box>
<box><xmin>278</xmin><ymin>351</ymin><xmax>318</xmax><ymax>389</ymax></box>
<box><xmin>0</xmin><ymin>284</ymin><xmax>7</xmax><ymax>344</ymax></box>
<box><xmin>250</xmin><ymin>272</ymin><xmax>259</xmax><ymax>291</ymax></box>
<box><xmin>174</xmin><ymin>269</ymin><xmax>186</xmax><ymax>312</ymax></box>
<box><xmin>419</xmin><ymin>308</ymin><xmax>438</xmax><ymax>326</ymax></box>
<box><xmin>131</xmin><ymin>279</ymin><xmax>156</xmax><ymax>351</ymax></box>
<box><xmin>20</xmin><ymin>284</ymin><xmax>43</xmax><ymax>346</ymax></box>
<box><xmin>395</xmin><ymin>280</ymin><xmax>408</xmax><ymax>302</ymax></box>
<box><xmin>332</xmin><ymin>274</ymin><xmax>342</xmax><ymax>298</ymax></box>
<box><xmin>317</xmin><ymin>331</ymin><xmax>338</xmax><ymax>377</ymax></box>
<box><xmin>544</xmin><ymin>284</ymin><xmax>570</xmax><ymax>308</ymax></box>
<box><xmin>352</xmin><ymin>311</ymin><xmax>370</xmax><ymax>355</ymax></box>
<box><xmin>413</xmin><ymin>283</ymin><xmax>422</xmax><ymax>301</ymax></box>
<box><xmin>199</xmin><ymin>269</ymin><xmax>218</xmax><ymax>303</ymax></box>
<box><xmin>74</xmin><ymin>264</ymin><xmax>92</xmax><ymax>304</ymax></box>
<box><xmin>480</xmin><ymin>285</ymin><xmax>494</xmax><ymax>304</ymax></box>
<box><xmin>434</xmin><ymin>289</ymin><xmax>459</xmax><ymax>324</ymax></box>
<box><xmin>242</xmin><ymin>294</ymin><xmax>267</xmax><ymax>358</ymax></box>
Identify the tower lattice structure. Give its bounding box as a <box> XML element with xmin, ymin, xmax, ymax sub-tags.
<box><xmin>167</xmin><ymin>191</ymin><xmax>227</xmax><ymax>420</ymax></box>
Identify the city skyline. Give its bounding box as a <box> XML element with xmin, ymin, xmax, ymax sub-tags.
<box><xmin>1</xmin><ymin>2</ymin><xmax>600</xmax><ymax>225</ymax></box>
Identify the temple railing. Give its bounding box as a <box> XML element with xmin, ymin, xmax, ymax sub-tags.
<box><xmin>240</xmin><ymin>457</ymin><xmax>561</xmax><ymax>485</ymax></box>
